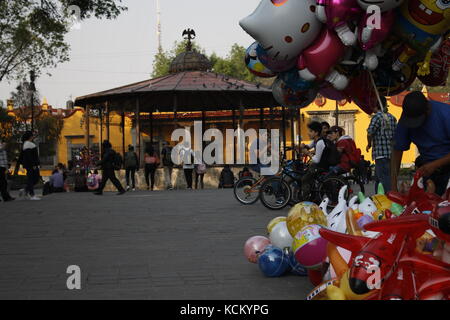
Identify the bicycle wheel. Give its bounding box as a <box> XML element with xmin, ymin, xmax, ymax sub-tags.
<box><xmin>319</xmin><ymin>176</ymin><xmax>349</xmax><ymax>208</ymax></box>
<box><xmin>259</xmin><ymin>176</ymin><xmax>291</xmax><ymax>210</ymax></box>
<box><xmin>234</xmin><ymin>177</ymin><xmax>260</xmax><ymax>205</ymax></box>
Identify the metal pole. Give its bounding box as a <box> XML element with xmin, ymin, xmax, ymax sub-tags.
<box><xmin>106</xmin><ymin>101</ymin><xmax>110</xmax><ymax>141</ymax></box>
<box><xmin>99</xmin><ymin>106</ymin><xmax>103</xmax><ymax>156</ymax></box>
<box><xmin>290</xmin><ymin>107</ymin><xmax>295</xmax><ymax>159</ymax></box>
<box><xmin>232</xmin><ymin>107</ymin><xmax>236</xmax><ymax>162</ymax></box>
<box><xmin>150</xmin><ymin>106</ymin><xmax>154</xmax><ymax>147</ymax></box>
<box><xmin>85</xmin><ymin>105</ymin><xmax>90</xmax><ymax>151</ymax></box>
<box><xmin>335</xmin><ymin>100</ymin><xmax>339</xmax><ymax>127</ymax></box>
<box><xmin>281</xmin><ymin>106</ymin><xmax>287</xmax><ymax>158</ymax></box>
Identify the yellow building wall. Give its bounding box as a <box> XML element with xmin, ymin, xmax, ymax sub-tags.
<box><xmin>298</xmin><ymin>100</ymin><xmax>417</xmax><ymax>166</ymax></box>
<box><xmin>57</xmin><ymin>108</ymin><xmax>133</xmax><ymax>166</ymax></box>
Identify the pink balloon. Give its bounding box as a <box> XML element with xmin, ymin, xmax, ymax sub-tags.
<box><xmin>297</xmin><ymin>28</ymin><xmax>346</xmax><ymax>82</ymax></box>
<box><xmin>358</xmin><ymin>10</ymin><xmax>395</xmax><ymax>51</ymax></box>
<box><xmin>319</xmin><ymin>85</ymin><xmax>347</xmax><ymax>101</ymax></box>
<box><xmin>317</xmin><ymin>0</ymin><xmax>362</xmax><ymax>29</ymax></box>
<box><xmin>244</xmin><ymin>236</ymin><xmax>271</xmax><ymax>263</ymax></box>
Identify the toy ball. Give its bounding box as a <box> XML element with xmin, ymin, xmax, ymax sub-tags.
<box><xmin>287</xmin><ymin>201</ymin><xmax>327</xmax><ymax>237</ymax></box>
<box><xmin>293</xmin><ymin>224</ymin><xmax>328</xmax><ymax>269</ymax></box>
<box><xmin>288</xmin><ymin>252</ymin><xmax>307</xmax><ymax>276</ymax></box>
<box><xmin>269</xmin><ymin>221</ymin><xmax>294</xmax><ymax>250</ymax></box>
<box><xmin>267</xmin><ymin>216</ymin><xmax>287</xmax><ymax>234</ymax></box>
<box><xmin>244</xmin><ymin>235</ymin><xmax>271</xmax><ymax>263</ymax></box>
<box><xmin>245</xmin><ymin>42</ymin><xmax>276</xmax><ymax>78</ymax></box>
<box><xmin>258</xmin><ymin>246</ymin><xmax>290</xmax><ymax>277</ymax></box>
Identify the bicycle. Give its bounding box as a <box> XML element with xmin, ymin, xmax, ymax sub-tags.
<box><xmin>259</xmin><ymin>160</ymin><xmax>352</xmax><ymax>211</ymax></box>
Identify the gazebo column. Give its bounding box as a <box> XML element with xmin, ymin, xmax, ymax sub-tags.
<box><xmin>99</xmin><ymin>106</ymin><xmax>103</xmax><ymax>155</ymax></box>
<box><xmin>150</xmin><ymin>106</ymin><xmax>154</xmax><ymax>147</ymax></box>
<box><xmin>173</xmin><ymin>94</ymin><xmax>178</xmax><ymax>129</ymax></box>
<box><xmin>298</xmin><ymin>109</ymin><xmax>302</xmax><ymax>144</ymax></box>
<box><xmin>239</xmin><ymin>100</ymin><xmax>245</xmax><ymax>164</ymax></box>
<box><xmin>121</xmin><ymin>106</ymin><xmax>126</xmax><ymax>157</ymax></box>
<box><xmin>135</xmin><ymin>97</ymin><xmax>141</xmax><ymax>166</ymax></box>
<box><xmin>106</xmin><ymin>101</ymin><xmax>110</xmax><ymax>141</ymax></box>
<box><xmin>85</xmin><ymin>104</ymin><xmax>90</xmax><ymax>151</ymax></box>
<box><xmin>202</xmin><ymin>110</ymin><xmax>206</xmax><ymax>149</ymax></box>
<box><xmin>281</xmin><ymin>106</ymin><xmax>287</xmax><ymax>158</ymax></box>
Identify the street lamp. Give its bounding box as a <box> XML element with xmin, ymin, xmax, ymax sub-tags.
<box><xmin>29</xmin><ymin>70</ymin><xmax>36</xmax><ymax>132</ymax></box>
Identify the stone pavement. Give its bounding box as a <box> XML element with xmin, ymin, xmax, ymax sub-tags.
<box><xmin>0</xmin><ymin>188</ymin><xmax>320</xmax><ymax>300</ymax></box>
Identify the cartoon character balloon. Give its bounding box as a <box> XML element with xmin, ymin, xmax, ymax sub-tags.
<box><xmin>315</xmin><ymin>0</ymin><xmax>362</xmax><ymax>46</ymax></box>
<box><xmin>272</xmin><ymin>77</ymin><xmax>318</xmax><ymax>107</ymax></box>
<box><xmin>239</xmin><ymin>0</ymin><xmax>322</xmax><ymax>66</ymax></box>
<box><xmin>245</xmin><ymin>42</ymin><xmax>277</xmax><ymax>78</ymax></box>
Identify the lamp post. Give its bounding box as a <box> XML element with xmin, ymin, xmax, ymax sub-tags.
<box><xmin>29</xmin><ymin>70</ymin><xmax>36</xmax><ymax>132</ymax></box>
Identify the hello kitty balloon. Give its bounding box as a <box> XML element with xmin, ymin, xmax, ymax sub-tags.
<box><xmin>239</xmin><ymin>0</ymin><xmax>322</xmax><ymax>65</ymax></box>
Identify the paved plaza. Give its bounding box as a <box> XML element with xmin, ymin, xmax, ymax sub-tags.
<box><xmin>0</xmin><ymin>188</ymin><xmax>320</xmax><ymax>300</ymax></box>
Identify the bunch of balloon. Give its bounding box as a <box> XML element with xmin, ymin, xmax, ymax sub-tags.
<box><xmin>240</xmin><ymin>0</ymin><xmax>450</xmax><ymax>114</ymax></box>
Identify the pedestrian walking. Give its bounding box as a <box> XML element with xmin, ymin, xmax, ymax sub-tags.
<box><xmin>144</xmin><ymin>146</ymin><xmax>160</xmax><ymax>191</ymax></box>
<box><xmin>94</xmin><ymin>140</ymin><xmax>126</xmax><ymax>195</ymax></box>
<box><xmin>0</xmin><ymin>138</ymin><xmax>14</xmax><ymax>202</ymax></box>
<box><xmin>367</xmin><ymin>96</ymin><xmax>397</xmax><ymax>192</ymax></box>
<box><xmin>18</xmin><ymin>131</ymin><xmax>41</xmax><ymax>200</ymax></box>
<box><xmin>124</xmin><ymin>145</ymin><xmax>139</xmax><ymax>191</ymax></box>
<box><xmin>161</xmin><ymin>141</ymin><xmax>174</xmax><ymax>190</ymax></box>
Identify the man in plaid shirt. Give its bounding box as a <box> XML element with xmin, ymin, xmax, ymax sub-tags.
<box><xmin>366</xmin><ymin>96</ymin><xmax>397</xmax><ymax>192</ymax></box>
<box><xmin>0</xmin><ymin>138</ymin><xmax>14</xmax><ymax>202</ymax></box>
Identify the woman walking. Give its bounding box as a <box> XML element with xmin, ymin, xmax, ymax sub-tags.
<box><xmin>144</xmin><ymin>146</ymin><xmax>159</xmax><ymax>191</ymax></box>
<box><xmin>19</xmin><ymin>131</ymin><xmax>41</xmax><ymax>200</ymax></box>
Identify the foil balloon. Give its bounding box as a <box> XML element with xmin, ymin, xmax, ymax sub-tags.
<box><xmin>297</xmin><ymin>28</ymin><xmax>348</xmax><ymax>90</ymax></box>
<box><xmin>315</xmin><ymin>0</ymin><xmax>362</xmax><ymax>46</ymax></box>
<box><xmin>244</xmin><ymin>235</ymin><xmax>271</xmax><ymax>263</ymax></box>
<box><xmin>418</xmin><ymin>38</ymin><xmax>450</xmax><ymax>86</ymax></box>
<box><xmin>358</xmin><ymin>10</ymin><xmax>396</xmax><ymax>51</ymax></box>
<box><xmin>258</xmin><ymin>246</ymin><xmax>290</xmax><ymax>277</ymax></box>
<box><xmin>288</xmin><ymin>251</ymin><xmax>308</xmax><ymax>276</ymax></box>
<box><xmin>278</xmin><ymin>68</ymin><xmax>315</xmax><ymax>91</ymax></box>
<box><xmin>319</xmin><ymin>84</ymin><xmax>348</xmax><ymax>101</ymax></box>
<box><xmin>245</xmin><ymin>42</ymin><xmax>276</xmax><ymax>78</ymax></box>
<box><xmin>239</xmin><ymin>0</ymin><xmax>321</xmax><ymax>63</ymax></box>
<box><xmin>255</xmin><ymin>44</ymin><xmax>297</xmax><ymax>73</ymax></box>
<box><xmin>343</xmin><ymin>71</ymin><xmax>379</xmax><ymax>114</ymax></box>
<box><xmin>272</xmin><ymin>77</ymin><xmax>318</xmax><ymax>108</ymax></box>
<box><xmin>392</xmin><ymin>0</ymin><xmax>450</xmax><ymax>70</ymax></box>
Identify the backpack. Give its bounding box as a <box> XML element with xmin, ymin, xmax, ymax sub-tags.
<box><xmin>162</xmin><ymin>147</ymin><xmax>174</xmax><ymax>166</ymax></box>
<box><xmin>349</xmin><ymin>147</ymin><xmax>362</xmax><ymax>168</ymax></box>
<box><xmin>319</xmin><ymin>138</ymin><xmax>341</xmax><ymax>169</ymax></box>
<box><xmin>195</xmin><ymin>163</ymin><xmax>207</xmax><ymax>174</ymax></box>
<box><xmin>113</xmin><ymin>151</ymin><xmax>123</xmax><ymax>170</ymax></box>
<box><xmin>124</xmin><ymin>152</ymin><xmax>138</xmax><ymax>168</ymax></box>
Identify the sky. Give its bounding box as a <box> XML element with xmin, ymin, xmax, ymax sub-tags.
<box><xmin>0</xmin><ymin>0</ymin><xmax>260</xmax><ymax>108</ymax></box>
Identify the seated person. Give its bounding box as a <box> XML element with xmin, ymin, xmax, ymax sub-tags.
<box><xmin>50</xmin><ymin>168</ymin><xmax>65</xmax><ymax>193</ymax></box>
<box><xmin>87</xmin><ymin>169</ymin><xmax>102</xmax><ymax>191</ymax></box>
<box><xmin>326</xmin><ymin>126</ymin><xmax>357</xmax><ymax>175</ymax></box>
<box><xmin>219</xmin><ymin>165</ymin><xmax>235</xmax><ymax>188</ymax></box>
<box><xmin>72</xmin><ymin>166</ymin><xmax>88</xmax><ymax>192</ymax></box>
<box><xmin>239</xmin><ymin>166</ymin><xmax>253</xmax><ymax>179</ymax></box>
<box><xmin>299</xmin><ymin>121</ymin><xmax>330</xmax><ymax>199</ymax></box>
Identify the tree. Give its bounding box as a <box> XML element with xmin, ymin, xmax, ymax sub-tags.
<box><xmin>0</xmin><ymin>0</ymin><xmax>127</xmax><ymax>82</ymax></box>
<box><xmin>10</xmin><ymin>82</ymin><xmax>42</xmax><ymax>108</ymax></box>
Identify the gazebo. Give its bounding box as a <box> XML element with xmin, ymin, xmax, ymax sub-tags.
<box><xmin>74</xmin><ymin>30</ymin><xmax>290</xmax><ymax>162</ymax></box>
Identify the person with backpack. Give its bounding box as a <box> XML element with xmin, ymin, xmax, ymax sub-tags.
<box><xmin>367</xmin><ymin>96</ymin><xmax>397</xmax><ymax>192</ymax></box>
<box><xmin>161</xmin><ymin>141</ymin><xmax>174</xmax><ymax>190</ymax></box>
<box><xmin>326</xmin><ymin>126</ymin><xmax>359</xmax><ymax>175</ymax></box>
<box><xmin>299</xmin><ymin>121</ymin><xmax>340</xmax><ymax>200</ymax></box>
<box><xmin>18</xmin><ymin>131</ymin><xmax>41</xmax><ymax>201</ymax></box>
<box><xmin>94</xmin><ymin>140</ymin><xmax>126</xmax><ymax>195</ymax></box>
<box><xmin>239</xmin><ymin>166</ymin><xmax>253</xmax><ymax>179</ymax></box>
<box><xmin>144</xmin><ymin>146</ymin><xmax>160</xmax><ymax>191</ymax></box>
<box><xmin>180</xmin><ymin>142</ymin><xmax>195</xmax><ymax>189</ymax></box>
<box><xmin>194</xmin><ymin>153</ymin><xmax>207</xmax><ymax>190</ymax></box>
<box><xmin>124</xmin><ymin>145</ymin><xmax>139</xmax><ymax>191</ymax></box>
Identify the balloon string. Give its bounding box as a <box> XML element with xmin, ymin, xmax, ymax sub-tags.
<box><xmin>368</xmin><ymin>71</ymin><xmax>389</xmax><ymax>131</ymax></box>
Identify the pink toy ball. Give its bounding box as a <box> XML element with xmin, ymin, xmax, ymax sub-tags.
<box><xmin>244</xmin><ymin>236</ymin><xmax>271</xmax><ymax>263</ymax></box>
<box><xmin>293</xmin><ymin>224</ymin><xmax>328</xmax><ymax>269</ymax></box>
